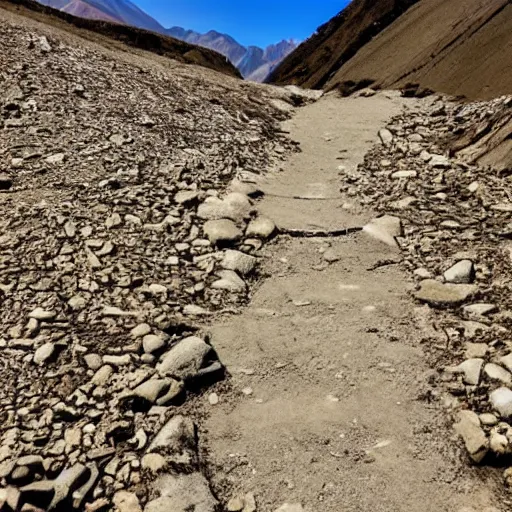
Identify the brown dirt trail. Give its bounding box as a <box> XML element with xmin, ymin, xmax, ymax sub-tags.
<box><xmin>203</xmin><ymin>94</ymin><xmax>501</xmax><ymax>511</ymax></box>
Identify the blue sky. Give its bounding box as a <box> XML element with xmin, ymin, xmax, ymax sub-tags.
<box><xmin>135</xmin><ymin>1</ymin><xmax>349</xmax><ymax>47</ymax></box>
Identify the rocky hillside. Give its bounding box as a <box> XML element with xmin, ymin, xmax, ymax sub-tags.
<box><xmin>4</xmin><ymin>0</ymin><xmax>240</xmax><ymax>77</ymax></box>
<box><xmin>267</xmin><ymin>0</ymin><xmax>419</xmax><ymax>89</ymax></box>
<box><xmin>0</xmin><ymin>2</ymin><xmax>309</xmax><ymax>510</ymax></box>
<box><xmin>37</xmin><ymin>0</ymin><xmax>298</xmax><ymax>81</ymax></box>
<box><xmin>167</xmin><ymin>28</ymin><xmax>298</xmax><ymax>81</ymax></box>
<box><xmin>269</xmin><ymin>0</ymin><xmax>512</xmax><ymax>102</ymax></box>
<box><xmin>37</xmin><ymin>0</ymin><xmax>166</xmax><ymax>32</ymax></box>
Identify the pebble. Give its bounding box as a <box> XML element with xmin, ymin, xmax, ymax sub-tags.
<box><xmin>113</xmin><ymin>491</ymin><xmax>142</xmax><ymax>512</ymax></box>
<box><xmin>463</xmin><ymin>303</ymin><xmax>498</xmax><ymax>317</ymax></box>
<box><xmin>141</xmin><ymin>454</ymin><xmax>166</xmax><ymax>474</ymax></box>
<box><xmin>378</xmin><ymin>128</ymin><xmax>393</xmax><ymax>146</ymax></box>
<box><xmin>221</xmin><ymin>250</ymin><xmax>257</xmax><ymax>275</ymax></box>
<box><xmin>457</xmin><ymin>358</ymin><xmax>484</xmax><ymax>385</ymax></box>
<box><xmin>363</xmin><ymin>215</ymin><xmax>402</xmax><ymax>247</ymax></box>
<box><xmin>443</xmin><ymin>260</ymin><xmax>474</xmax><ymax>284</ymax></box>
<box><xmin>157</xmin><ymin>336</ymin><xmax>212</xmax><ymax>379</ymax></box>
<box><xmin>212</xmin><ymin>270</ymin><xmax>247</xmax><ymax>292</ymax></box>
<box><xmin>208</xmin><ymin>393</ymin><xmax>220</xmax><ymax>405</ymax></box>
<box><xmin>246</xmin><ymin>216</ymin><xmax>276</xmax><ymax>239</ymax></box>
<box><xmin>203</xmin><ymin>219</ymin><xmax>243</xmax><ymax>244</ymax></box>
<box><xmin>415</xmin><ymin>280</ymin><xmax>477</xmax><ymax>307</ymax></box>
<box><xmin>143</xmin><ymin>334</ymin><xmax>166</xmax><ymax>354</ymax></box>
<box><xmin>84</xmin><ymin>353</ymin><xmax>103</xmax><ymax>371</ymax></box>
<box><xmin>29</xmin><ymin>308</ymin><xmax>56</xmax><ymax>321</ymax></box>
<box><xmin>131</xmin><ymin>323</ymin><xmax>152</xmax><ymax>338</ymax></box>
<box><xmin>490</xmin><ymin>387</ymin><xmax>512</xmax><ymax>418</ymax></box>
<box><xmin>454</xmin><ymin>410</ymin><xmax>488</xmax><ymax>463</ymax></box>
<box><xmin>33</xmin><ymin>342</ymin><xmax>55</xmax><ymax>365</ymax></box>
<box><xmin>484</xmin><ymin>363</ymin><xmax>512</xmax><ymax>385</ymax></box>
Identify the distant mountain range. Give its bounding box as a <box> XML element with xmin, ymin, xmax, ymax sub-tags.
<box><xmin>37</xmin><ymin>0</ymin><xmax>298</xmax><ymax>81</ymax></box>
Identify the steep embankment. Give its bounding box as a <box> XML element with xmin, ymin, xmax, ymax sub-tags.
<box><xmin>325</xmin><ymin>0</ymin><xmax>512</xmax><ymax>101</ymax></box>
<box><xmin>269</xmin><ymin>0</ymin><xmax>512</xmax><ymax>101</ymax></box>
<box><xmin>2</xmin><ymin>0</ymin><xmax>241</xmax><ymax>77</ymax></box>
<box><xmin>267</xmin><ymin>0</ymin><xmax>419</xmax><ymax>89</ymax></box>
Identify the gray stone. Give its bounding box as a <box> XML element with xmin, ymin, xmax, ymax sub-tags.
<box><xmin>463</xmin><ymin>303</ymin><xmax>498</xmax><ymax>317</ymax></box>
<box><xmin>203</xmin><ymin>219</ymin><xmax>242</xmax><ymax>244</ymax></box>
<box><xmin>148</xmin><ymin>415</ymin><xmax>196</xmax><ymax>454</ymax></box>
<box><xmin>246</xmin><ymin>216</ymin><xmax>276</xmax><ymax>239</ymax></box>
<box><xmin>363</xmin><ymin>215</ymin><xmax>402</xmax><ymax>247</ymax></box>
<box><xmin>113</xmin><ymin>491</ymin><xmax>142</xmax><ymax>512</ymax></box>
<box><xmin>34</xmin><ymin>342</ymin><xmax>55</xmax><ymax>365</ymax></box>
<box><xmin>29</xmin><ymin>308</ymin><xmax>56</xmax><ymax>321</ymax></box>
<box><xmin>157</xmin><ymin>336</ymin><xmax>212</xmax><ymax>379</ymax></box>
<box><xmin>221</xmin><ymin>250</ymin><xmax>257</xmax><ymax>275</ymax></box>
<box><xmin>130</xmin><ymin>379</ymin><xmax>170</xmax><ymax>404</ymax></box>
<box><xmin>378</xmin><ymin>128</ymin><xmax>393</xmax><ymax>146</ymax></box>
<box><xmin>465</xmin><ymin>343</ymin><xmax>488</xmax><ymax>359</ymax></box>
<box><xmin>103</xmin><ymin>354</ymin><xmax>131</xmax><ymax>366</ymax></box>
<box><xmin>84</xmin><ymin>353</ymin><xmax>103</xmax><ymax>370</ymax></box>
<box><xmin>489</xmin><ymin>432</ymin><xmax>509</xmax><ymax>455</ymax></box>
<box><xmin>143</xmin><ymin>334</ymin><xmax>166</xmax><ymax>354</ymax></box>
<box><xmin>429</xmin><ymin>154</ymin><xmax>450</xmax><ymax>168</ymax></box>
<box><xmin>148</xmin><ymin>472</ymin><xmax>217</xmax><ymax>512</ymax></box>
<box><xmin>48</xmin><ymin>463</ymin><xmax>89</xmax><ymax>509</ymax></box>
<box><xmin>212</xmin><ymin>270</ymin><xmax>246</xmax><ymax>292</ymax></box>
<box><xmin>479</xmin><ymin>413</ymin><xmax>498</xmax><ymax>426</ymax></box>
<box><xmin>391</xmin><ymin>170</ymin><xmax>417</xmax><ymax>179</ymax></box>
<box><xmin>484</xmin><ymin>363</ymin><xmax>512</xmax><ymax>385</ymax></box>
<box><xmin>490</xmin><ymin>387</ymin><xmax>512</xmax><ymax>418</ymax></box>
<box><xmin>175</xmin><ymin>190</ymin><xmax>199</xmax><ymax>205</ymax></box>
<box><xmin>457</xmin><ymin>358</ymin><xmax>484</xmax><ymax>385</ymax></box>
<box><xmin>197</xmin><ymin>193</ymin><xmax>252</xmax><ymax>222</ymax></box>
<box><xmin>91</xmin><ymin>365</ymin><xmax>114</xmax><ymax>386</ymax></box>
<box><xmin>444</xmin><ymin>260</ymin><xmax>474</xmax><ymax>284</ymax></box>
<box><xmin>454</xmin><ymin>410</ymin><xmax>488</xmax><ymax>463</ymax></box>
<box><xmin>131</xmin><ymin>323</ymin><xmax>152</xmax><ymax>338</ymax></box>
<box><xmin>415</xmin><ymin>280</ymin><xmax>477</xmax><ymax>307</ymax></box>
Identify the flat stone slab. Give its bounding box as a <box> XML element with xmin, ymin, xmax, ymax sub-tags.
<box><xmin>415</xmin><ymin>279</ymin><xmax>477</xmax><ymax>307</ymax></box>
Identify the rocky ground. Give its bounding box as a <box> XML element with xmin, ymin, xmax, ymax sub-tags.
<box><xmin>0</xmin><ymin>8</ymin><xmax>313</xmax><ymax>512</ymax></box>
<box><xmin>1</xmin><ymin>3</ymin><xmax>512</xmax><ymax>512</ymax></box>
<box><xmin>347</xmin><ymin>90</ymin><xmax>512</xmax><ymax>483</ymax></box>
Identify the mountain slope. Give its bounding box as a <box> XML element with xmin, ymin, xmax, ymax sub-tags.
<box><xmin>37</xmin><ymin>0</ymin><xmax>298</xmax><ymax>81</ymax></box>
<box><xmin>4</xmin><ymin>0</ymin><xmax>241</xmax><ymax>77</ymax></box>
<box><xmin>269</xmin><ymin>0</ymin><xmax>512</xmax><ymax>102</ymax></box>
<box><xmin>38</xmin><ymin>0</ymin><xmax>165</xmax><ymax>31</ymax></box>
<box><xmin>268</xmin><ymin>0</ymin><xmax>419</xmax><ymax>89</ymax></box>
<box><xmin>166</xmin><ymin>27</ymin><xmax>298</xmax><ymax>81</ymax></box>
<box><xmin>167</xmin><ymin>28</ymin><xmax>247</xmax><ymax>67</ymax></box>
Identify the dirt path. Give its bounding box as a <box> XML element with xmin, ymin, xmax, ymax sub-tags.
<box><xmin>203</xmin><ymin>93</ymin><xmax>500</xmax><ymax>511</ymax></box>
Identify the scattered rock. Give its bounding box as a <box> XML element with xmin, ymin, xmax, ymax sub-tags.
<box><xmin>484</xmin><ymin>363</ymin><xmax>512</xmax><ymax>385</ymax></box>
<box><xmin>246</xmin><ymin>216</ymin><xmax>276</xmax><ymax>239</ymax></box>
<box><xmin>490</xmin><ymin>388</ymin><xmax>512</xmax><ymax>418</ymax></box>
<box><xmin>444</xmin><ymin>260</ymin><xmax>474</xmax><ymax>284</ymax></box>
<box><xmin>363</xmin><ymin>215</ymin><xmax>402</xmax><ymax>247</ymax></box>
<box><xmin>415</xmin><ymin>280</ymin><xmax>477</xmax><ymax>307</ymax></box>
<box><xmin>221</xmin><ymin>250</ymin><xmax>257</xmax><ymax>275</ymax></box>
<box><xmin>203</xmin><ymin>219</ymin><xmax>243</xmax><ymax>245</ymax></box>
<box><xmin>457</xmin><ymin>358</ymin><xmax>484</xmax><ymax>385</ymax></box>
<box><xmin>157</xmin><ymin>336</ymin><xmax>213</xmax><ymax>379</ymax></box>
<box><xmin>454</xmin><ymin>410</ymin><xmax>489</xmax><ymax>463</ymax></box>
